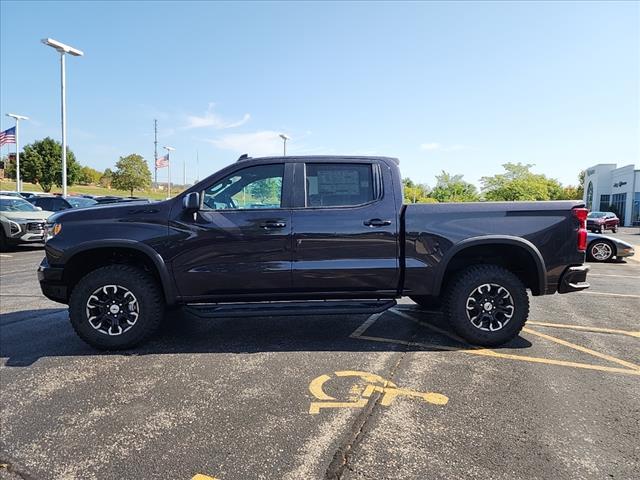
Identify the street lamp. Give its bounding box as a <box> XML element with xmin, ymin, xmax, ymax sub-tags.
<box><xmin>5</xmin><ymin>113</ymin><xmax>29</xmax><ymax>192</ymax></box>
<box><xmin>41</xmin><ymin>38</ymin><xmax>84</xmax><ymax>197</ymax></box>
<box><xmin>163</xmin><ymin>146</ymin><xmax>175</xmax><ymax>198</ymax></box>
<box><xmin>279</xmin><ymin>134</ymin><xmax>290</xmax><ymax>156</ymax></box>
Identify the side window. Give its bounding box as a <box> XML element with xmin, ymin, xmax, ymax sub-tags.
<box><xmin>55</xmin><ymin>198</ymin><xmax>70</xmax><ymax>210</ymax></box>
<box><xmin>305</xmin><ymin>163</ymin><xmax>375</xmax><ymax>207</ymax></box>
<box><xmin>202</xmin><ymin>164</ymin><xmax>284</xmax><ymax>210</ymax></box>
<box><xmin>37</xmin><ymin>198</ymin><xmax>51</xmax><ymax>210</ymax></box>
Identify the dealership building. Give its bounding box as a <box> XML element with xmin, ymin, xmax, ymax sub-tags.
<box><xmin>583</xmin><ymin>163</ymin><xmax>640</xmax><ymax>226</ymax></box>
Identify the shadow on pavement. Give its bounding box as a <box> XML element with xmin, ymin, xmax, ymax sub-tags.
<box><xmin>0</xmin><ymin>307</ymin><xmax>532</xmax><ymax>367</ymax></box>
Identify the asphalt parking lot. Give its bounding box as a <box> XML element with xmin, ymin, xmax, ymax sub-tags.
<box><xmin>1</xmin><ymin>235</ymin><xmax>639</xmax><ymax>480</ymax></box>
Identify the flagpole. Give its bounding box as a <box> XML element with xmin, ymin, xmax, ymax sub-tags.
<box><xmin>6</xmin><ymin>114</ymin><xmax>29</xmax><ymax>192</ymax></box>
<box><xmin>163</xmin><ymin>146</ymin><xmax>175</xmax><ymax>198</ymax></box>
<box><xmin>153</xmin><ymin>119</ymin><xmax>158</xmax><ymax>188</ymax></box>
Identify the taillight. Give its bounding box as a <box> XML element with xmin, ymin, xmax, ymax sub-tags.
<box><xmin>573</xmin><ymin>207</ymin><xmax>588</xmax><ymax>252</ymax></box>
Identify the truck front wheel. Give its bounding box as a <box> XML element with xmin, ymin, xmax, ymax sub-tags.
<box><xmin>445</xmin><ymin>265</ymin><xmax>529</xmax><ymax>346</ymax></box>
<box><xmin>69</xmin><ymin>264</ymin><xmax>165</xmax><ymax>350</ymax></box>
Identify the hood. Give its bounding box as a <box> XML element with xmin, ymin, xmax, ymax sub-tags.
<box><xmin>0</xmin><ymin>210</ymin><xmax>53</xmax><ymax>221</ymax></box>
<box><xmin>48</xmin><ymin>199</ymin><xmax>172</xmax><ymax>223</ymax></box>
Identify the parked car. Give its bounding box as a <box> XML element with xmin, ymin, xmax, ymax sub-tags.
<box><xmin>94</xmin><ymin>196</ymin><xmax>150</xmax><ymax>204</ymax></box>
<box><xmin>0</xmin><ymin>195</ymin><xmax>52</xmax><ymax>250</ymax></box>
<box><xmin>39</xmin><ymin>155</ymin><xmax>589</xmax><ymax>350</ymax></box>
<box><xmin>28</xmin><ymin>195</ymin><xmax>97</xmax><ymax>212</ymax></box>
<box><xmin>586</xmin><ymin>232</ymin><xmax>635</xmax><ymax>262</ymax></box>
<box><xmin>586</xmin><ymin>211</ymin><xmax>619</xmax><ymax>233</ymax></box>
<box><xmin>0</xmin><ymin>190</ymin><xmax>23</xmax><ymax>197</ymax></box>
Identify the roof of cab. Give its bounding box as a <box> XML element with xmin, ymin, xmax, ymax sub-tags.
<box><xmin>236</xmin><ymin>154</ymin><xmax>399</xmax><ymax>165</ymax></box>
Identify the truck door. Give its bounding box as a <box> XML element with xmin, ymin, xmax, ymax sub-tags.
<box><xmin>291</xmin><ymin>161</ymin><xmax>400</xmax><ymax>295</ymax></box>
<box><xmin>170</xmin><ymin>162</ymin><xmax>292</xmax><ymax>299</ymax></box>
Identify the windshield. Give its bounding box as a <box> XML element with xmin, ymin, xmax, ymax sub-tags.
<box><xmin>67</xmin><ymin>197</ymin><xmax>97</xmax><ymax>208</ymax></box>
<box><xmin>0</xmin><ymin>198</ymin><xmax>39</xmax><ymax>212</ymax></box>
<box><xmin>588</xmin><ymin>212</ymin><xmax>606</xmax><ymax>218</ymax></box>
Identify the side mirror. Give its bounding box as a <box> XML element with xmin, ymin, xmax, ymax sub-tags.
<box><xmin>183</xmin><ymin>192</ymin><xmax>200</xmax><ymax>211</ymax></box>
<box><xmin>35</xmin><ymin>206</ymin><xmax>43</xmax><ymax>211</ymax></box>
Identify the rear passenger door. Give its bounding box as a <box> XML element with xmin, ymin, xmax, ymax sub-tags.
<box><xmin>291</xmin><ymin>161</ymin><xmax>400</xmax><ymax>295</ymax></box>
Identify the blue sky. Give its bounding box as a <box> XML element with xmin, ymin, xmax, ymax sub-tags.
<box><xmin>1</xmin><ymin>1</ymin><xmax>638</xmax><ymax>187</ymax></box>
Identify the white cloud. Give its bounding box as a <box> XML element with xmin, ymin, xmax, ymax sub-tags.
<box><xmin>207</xmin><ymin>130</ymin><xmax>286</xmax><ymax>157</ymax></box>
<box><xmin>420</xmin><ymin>142</ymin><xmax>467</xmax><ymax>152</ymax></box>
<box><xmin>184</xmin><ymin>103</ymin><xmax>250</xmax><ymax>130</ymax></box>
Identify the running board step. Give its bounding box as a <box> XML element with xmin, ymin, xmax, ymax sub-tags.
<box><xmin>184</xmin><ymin>299</ymin><xmax>397</xmax><ymax>318</ymax></box>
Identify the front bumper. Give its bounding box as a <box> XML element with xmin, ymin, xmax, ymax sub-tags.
<box><xmin>3</xmin><ymin>219</ymin><xmax>46</xmax><ymax>244</ymax></box>
<box><xmin>38</xmin><ymin>257</ymin><xmax>68</xmax><ymax>304</ymax></box>
<box><xmin>557</xmin><ymin>264</ymin><xmax>590</xmax><ymax>294</ymax></box>
<box><xmin>617</xmin><ymin>246</ymin><xmax>635</xmax><ymax>258</ymax></box>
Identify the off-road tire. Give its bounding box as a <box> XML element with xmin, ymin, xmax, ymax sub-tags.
<box><xmin>69</xmin><ymin>264</ymin><xmax>164</xmax><ymax>350</ymax></box>
<box><xmin>409</xmin><ymin>295</ymin><xmax>442</xmax><ymax>309</ymax></box>
<box><xmin>445</xmin><ymin>265</ymin><xmax>529</xmax><ymax>346</ymax></box>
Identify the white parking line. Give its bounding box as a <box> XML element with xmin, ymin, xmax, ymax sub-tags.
<box><xmin>578</xmin><ymin>291</ymin><xmax>640</xmax><ymax>299</ymax></box>
<box><xmin>589</xmin><ymin>273</ymin><xmax>640</xmax><ymax>279</ymax></box>
<box><xmin>0</xmin><ymin>254</ymin><xmax>13</xmax><ymax>258</ymax></box>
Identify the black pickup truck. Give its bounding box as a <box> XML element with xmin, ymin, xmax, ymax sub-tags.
<box><xmin>39</xmin><ymin>155</ymin><xmax>590</xmax><ymax>349</ymax></box>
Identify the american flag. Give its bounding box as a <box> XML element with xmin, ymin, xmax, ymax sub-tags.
<box><xmin>155</xmin><ymin>155</ymin><xmax>169</xmax><ymax>168</ymax></box>
<box><xmin>0</xmin><ymin>127</ymin><xmax>16</xmax><ymax>146</ymax></box>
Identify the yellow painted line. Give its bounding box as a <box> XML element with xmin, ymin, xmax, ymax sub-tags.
<box><xmin>354</xmin><ymin>333</ymin><xmax>640</xmax><ymax>376</ymax></box>
<box><xmin>353</xmin><ymin>311</ymin><xmax>640</xmax><ymax>376</ymax></box>
<box><xmin>528</xmin><ymin>321</ymin><xmax>640</xmax><ymax>338</ymax></box>
<box><xmin>192</xmin><ymin>475</ymin><xmax>219</xmax><ymax>480</ymax></box>
<box><xmin>578</xmin><ymin>291</ymin><xmax>640</xmax><ymax>299</ymax></box>
<box><xmin>522</xmin><ymin>327</ymin><xmax>640</xmax><ymax>371</ymax></box>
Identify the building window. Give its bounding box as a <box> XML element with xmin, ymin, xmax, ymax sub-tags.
<box><xmin>586</xmin><ymin>182</ymin><xmax>593</xmax><ymax>210</ymax></box>
<box><xmin>632</xmin><ymin>192</ymin><xmax>640</xmax><ymax>226</ymax></box>
<box><xmin>610</xmin><ymin>193</ymin><xmax>626</xmax><ymax>224</ymax></box>
<box><xmin>599</xmin><ymin>194</ymin><xmax>610</xmax><ymax>212</ymax></box>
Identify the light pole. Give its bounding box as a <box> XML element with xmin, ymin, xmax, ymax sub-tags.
<box><xmin>279</xmin><ymin>134</ymin><xmax>290</xmax><ymax>156</ymax></box>
<box><xmin>41</xmin><ymin>38</ymin><xmax>83</xmax><ymax>197</ymax></box>
<box><xmin>6</xmin><ymin>113</ymin><xmax>29</xmax><ymax>192</ymax></box>
<box><xmin>163</xmin><ymin>146</ymin><xmax>175</xmax><ymax>198</ymax></box>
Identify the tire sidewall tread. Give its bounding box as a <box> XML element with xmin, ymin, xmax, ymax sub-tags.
<box><xmin>69</xmin><ymin>264</ymin><xmax>164</xmax><ymax>350</ymax></box>
<box><xmin>444</xmin><ymin>264</ymin><xmax>529</xmax><ymax>346</ymax></box>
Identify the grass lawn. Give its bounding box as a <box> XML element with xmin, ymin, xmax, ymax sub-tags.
<box><xmin>0</xmin><ymin>180</ymin><xmax>183</xmax><ymax>200</ymax></box>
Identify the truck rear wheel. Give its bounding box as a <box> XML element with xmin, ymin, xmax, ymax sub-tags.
<box><xmin>445</xmin><ymin>265</ymin><xmax>529</xmax><ymax>346</ymax></box>
<box><xmin>69</xmin><ymin>264</ymin><xmax>164</xmax><ymax>350</ymax></box>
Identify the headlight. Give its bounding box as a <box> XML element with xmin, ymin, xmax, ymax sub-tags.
<box><xmin>46</xmin><ymin>223</ymin><xmax>62</xmax><ymax>240</ymax></box>
<box><xmin>9</xmin><ymin>220</ymin><xmax>21</xmax><ymax>235</ymax></box>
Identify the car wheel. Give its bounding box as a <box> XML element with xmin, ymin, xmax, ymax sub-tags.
<box><xmin>69</xmin><ymin>264</ymin><xmax>164</xmax><ymax>350</ymax></box>
<box><xmin>409</xmin><ymin>295</ymin><xmax>441</xmax><ymax>309</ymax></box>
<box><xmin>588</xmin><ymin>240</ymin><xmax>614</xmax><ymax>262</ymax></box>
<box><xmin>0</xmin><ymin>230</ymin><xmax>12</xmax><ymax>252</ymax></box>
<box><xmin>444</xmin><ymin>265</ymin><xmax>529</xmax><ymax>346</ymax></box>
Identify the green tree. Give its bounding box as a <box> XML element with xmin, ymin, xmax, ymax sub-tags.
<box><xmin>481</xmin><ymin>163</ymin><xmax>565</xmax><ymax>201</ymax></box>
<box><xmin>19</xmin><ymin>137</ymin><xmax>81</xmax><ymax>192</ymax></box>
<box><xmin>248</xmin><ymin>178</ymin><xmax>281</xmax><ymax>203</ymax></box>
<box><xmin>112</xmin><ymin>154</ymin><xmax>151</xmax><ymax>196</ymax></box>
<box><xmin>402</xmin><ymin>177</ymin><xmax>434</xmax><ymax>203</ymax></box>
<box><xmin>430</xmin><ymin>171</ymin><xmax>479</xmax><ymax>202</ymax></box>
<box><xmin>100</xmin><ymin>168</ymin><xmax>114</xmax><ymax>188</ymax></box>
<box><xmin>1</xmin><ymin>155</ymin><xmax>15</xmax><ymax>180</ymax></box>
<box><xmin>576</xmin><ymin>170</ymin><xmax>585</xmax><ymax>199</ymax></box>
<box><xmin>78</xmin><ymin>165</ymin><xmax>102</xmax><ymax>185</ymax></box>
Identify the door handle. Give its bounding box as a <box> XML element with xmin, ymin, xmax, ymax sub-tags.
<box><xmin>260</xmin><ymin>221</ymin><xmax>287</xmax><ymax>229</ymax></box>
<box><xmin>364</xmin><ymin>218</ymin><xmax>392</xmax><ymax>227</ymax></box>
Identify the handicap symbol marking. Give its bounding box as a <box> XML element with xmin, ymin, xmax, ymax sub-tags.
<box><xmin>308</xmin><ymin>370</ymin><xmax>448</xmax><ymax>414</ymax></box>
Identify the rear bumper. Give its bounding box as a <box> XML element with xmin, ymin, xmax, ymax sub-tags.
<box><xmin>37</xmin><ymin>257</ymin><xmax>68</xmax><ymax>304</ymax></box>
<box><xmin>557</xmin><ymin>264</ymin><xmax>590</xmax><ymax>294</ymax></box>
